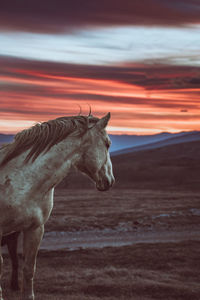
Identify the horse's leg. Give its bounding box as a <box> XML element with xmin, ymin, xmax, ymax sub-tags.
<box><xmin>0</xmin><ymin>234</ymin><xmax>3</xmax><ymax>300</ymax></box>
<box><xmin>22</xmin><ymin>225</ymin><xmax>44</xmax><ymax>300</ymax></box>
<box><xmin>7</xmin><ymin>232</ymin><xmax>20</xmax><ymax>291</ymax></box>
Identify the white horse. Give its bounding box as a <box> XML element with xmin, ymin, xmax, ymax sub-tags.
<box><xmin>0</xmin><ymin>113</ymin><xmax>114</xmax><ymax>300</ymax></box>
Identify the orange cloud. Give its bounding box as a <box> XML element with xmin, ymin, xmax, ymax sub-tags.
<box><xmin>0</xmin><ymin>57</ymin><xmax>200</xmax><ymax>134</ymax></box>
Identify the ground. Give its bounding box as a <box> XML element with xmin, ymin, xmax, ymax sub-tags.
<box><xmin>2</xmin><ymin>188</ymin><xmax>200</xmax><ymax>299</ymax></box>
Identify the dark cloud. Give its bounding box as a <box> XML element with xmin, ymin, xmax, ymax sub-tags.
<box><xmin>0</xmin><ymin>107</ymin><xmax>61</xmax><ymax>116</ymax></box>
<box><xmin>189</xmin><ymin>78</ymin><xmax>200</xmax><ymax>84</ymax></box>
<box><xmin>1</xmin><ymin>55</ymin><xmax>200</xmax><ymax>91</ymax></box>
<box><xmin>0</xmin><ymin>0</ymin><xmax>200</xmax><ymax>33</ymax></box>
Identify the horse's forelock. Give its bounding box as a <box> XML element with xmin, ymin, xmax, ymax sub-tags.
<box><xmin>0</xmin><ymin>115</ymin><xmax>98</xmax><ymax>166</ymax></box>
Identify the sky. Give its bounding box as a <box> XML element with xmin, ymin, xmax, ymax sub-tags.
<box><xmin>0</xmin><ymin>0</ymin><xmax>200</xmax><ymax>135</ymax></box>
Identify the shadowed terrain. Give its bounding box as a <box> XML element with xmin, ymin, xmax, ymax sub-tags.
<box><xmin>3</xmin><ymin>241</ymin><xmax>200</xmax><ymax>300</ymax></box>
<box><xmin>2</xmin><ymin>189</ymin><xmax>200</xmax><ymax>299</ymax></box>
<box><xmin>58</xmin><ymin>140</ymin><xmax>200</xmax><ymax>191</ymax></box>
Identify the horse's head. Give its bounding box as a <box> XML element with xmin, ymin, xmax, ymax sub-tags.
<box><xmin>76</xmin><ymin>113</ymin><xmax>115</xmax><ymax>191</ymax></box>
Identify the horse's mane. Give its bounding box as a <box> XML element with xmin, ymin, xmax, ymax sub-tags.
<box><xmin>0</xmin><ymin>115</ymin><xmax>99</xmax><ymax>167</ymax></box>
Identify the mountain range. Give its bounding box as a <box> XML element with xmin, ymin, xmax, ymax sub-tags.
<box><xmin>111</xmin><ymin>131</ymin><xmax>200</xmax><ymax>155</ymax></box>
<box><xmin>0</xmin><ymin>134</ymin><xmax>14</xmax><ymax>146</ymax></box>
<box><xmin>109</xmin><ymin>132</ymin><xmax>186</xmax><ymax>152</ymax></box>
<box><xmin>1</xmin><ymin>131</ymin><xmax>200</xmax><ymax>153</ymax></box>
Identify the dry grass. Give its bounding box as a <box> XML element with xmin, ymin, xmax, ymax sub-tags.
<box><xmin>2</xmin><ymin>188</ymin><xmax>200</xmax><ymax>299</ymax></box>
<box><xmin>2</xmin><ymin>241</ymin><xmax>200</xmax><ymax>299</ymax></box>
<box><xmin>45</xmin><ymin>189</ymin><xmax>200</xmax><ymax>232</ymax></box>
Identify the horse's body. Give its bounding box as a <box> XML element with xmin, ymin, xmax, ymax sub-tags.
<box><xmin>0</xmin><ymin>113</ymin><xmax>114</xmax><ymax>300</ymax></box>
<box><xmin>1</xmin><ymin>232</ymin><xmax>20</xmax><ymax>291</ymax></box>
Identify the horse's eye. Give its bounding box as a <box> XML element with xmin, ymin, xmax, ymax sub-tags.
<box><xmin>105</xmin><ymin>140</ymin><xmax>110</xmax><ymax>149</ymax></box>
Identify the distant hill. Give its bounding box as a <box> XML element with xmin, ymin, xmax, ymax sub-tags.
<box><xmin>1</xmin><ymin>131</ymin><xmax>199</xmax><ymax>153</ymax></box>
<box><xmin>111</xmin><ymin>131</ymin><xmax>200</xmax><ymax>156</ymax></box>
<box><xmin>0</xmin><ymin>134</ymin><xmax>14</xmax><ymax>146</ymax></box>
<box><xmin>111</xmin><ymin>139</ymin><xmax>200</xmax><ymax>190</ymax></box>
<box><xmin>109</xmin><ymin>132</ymin><xmax>187</xmax><ymax>152</ymax></box>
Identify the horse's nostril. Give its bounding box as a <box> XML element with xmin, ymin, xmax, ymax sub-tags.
<box><xmin>105</xmin><ymin>178</ymin><xmax>110</xmax><ymax>188</ymax></box>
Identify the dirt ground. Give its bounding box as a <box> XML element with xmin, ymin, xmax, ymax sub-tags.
<box><xmin>2</xmin><ymin>188</ymin><xmax>200</xmax><ymax>299</ymax></box>
<box><xmin>47</xmin><ymin>189</ymin><xmax>200</xmax><ymax>232</ymax></box>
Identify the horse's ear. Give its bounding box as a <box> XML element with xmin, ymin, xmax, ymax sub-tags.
<box><xmin>96</xmin><ymin>113</ymin><xmax>111</xmax><ymax>130</ymax></box>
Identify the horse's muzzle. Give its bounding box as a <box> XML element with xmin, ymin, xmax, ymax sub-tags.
<box><xmin>96</xmin><ymin>176</ymin><xmax>115</xmax><ymax>191</ymax></box>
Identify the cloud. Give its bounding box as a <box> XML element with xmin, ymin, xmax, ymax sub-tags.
<box><xmin>0</xmin><ymin>0</ymin><xmax>200</xmax><ymax>33</ymax></box>
<box><xmin>1</xmin><ymin>55</ymin><xmax>200</xmax><ymax>134</ymax></box>
<box><xmin>1</xmin><ymin>55</ymin><xmax>200</xmax><ymax>90</ymax></box>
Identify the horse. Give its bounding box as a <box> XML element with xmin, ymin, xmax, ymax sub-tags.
<box><xmin>1</xmin><ymin>232</ymin><xmax>20</xmax><ymax>291</ymax></box>
<box><xmin>0</xmin><ymin>113</ymin><xmax>115</xmax><ymax>300</ymax></box>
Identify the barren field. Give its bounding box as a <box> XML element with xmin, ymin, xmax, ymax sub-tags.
<box><xmin>2</xmin><ymin>188</ymin><xmax>200</xmax><ymax>299</ymax></box>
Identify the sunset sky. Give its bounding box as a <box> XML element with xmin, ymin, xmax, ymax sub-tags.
<box><xmin>0</xmin><ymin>0</ymin><xmax>200</xmax><ymax>134</ymax></box>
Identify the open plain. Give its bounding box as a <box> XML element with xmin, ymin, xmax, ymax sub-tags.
<box><xmin>2</xmin><ymin>188</ymin><xmax>200</xmax><ymax>299</ymax></box>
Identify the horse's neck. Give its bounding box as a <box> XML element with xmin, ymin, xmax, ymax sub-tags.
<box><xmin>2</xmin><ymin>136</ymin><xmax>82</xmax><ymax>195</ymax></box>
<box><xmin>30</xmin><ymin>137</ymin><xmax>82</xmax><ymax>191</ymax></box>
